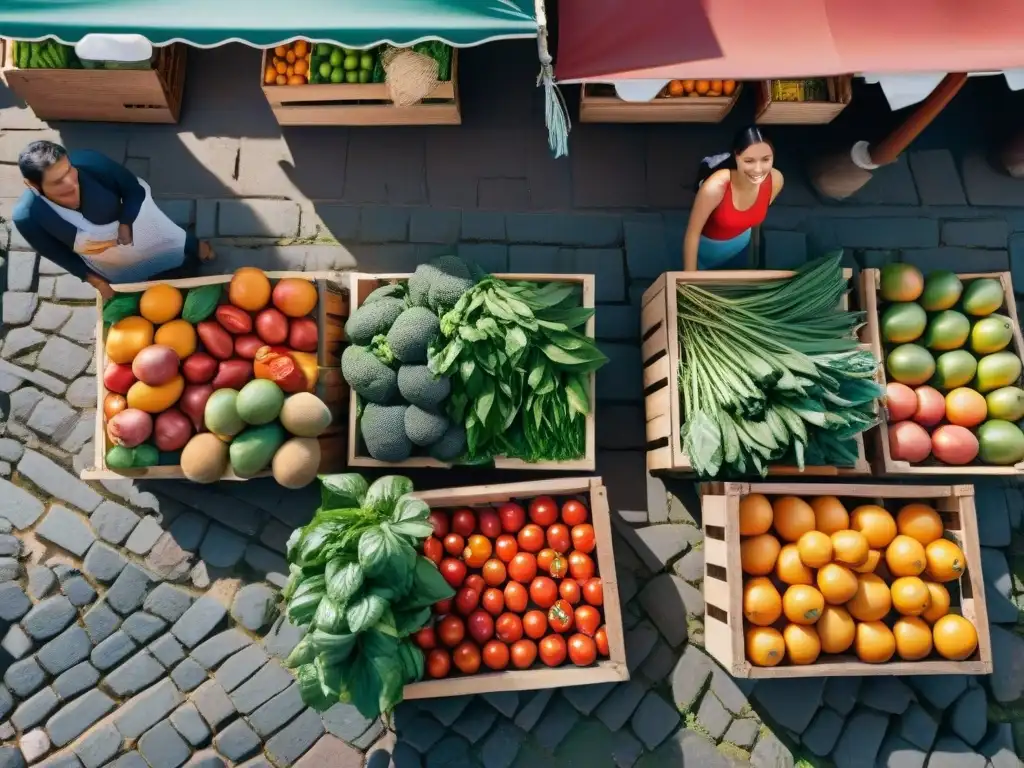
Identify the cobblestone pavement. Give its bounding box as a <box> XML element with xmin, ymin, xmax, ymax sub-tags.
<box><xmin>0</xmin><ymin>41</ymin><xmax>1023</xmax><ymax>768</ymax></box>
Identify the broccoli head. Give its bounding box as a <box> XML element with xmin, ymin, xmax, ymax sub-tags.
<box><xmin>429</xmin><ymin>423</ymin><xmax>467</xmax><ymax>462</ymax></box>
<box><xmin>397</xmin><ymin>364</ymin><xmax>451</xmax><ymax>411</ymax></box>
<box><xmin>345</xmin><ymin>297</ymin><xmax>405</xmax><ymax>345</ymax></box>
<box><xmin>360</xmin><ymin>403</ymin><xmax>412</xmax><ymax>462</ymax></box>
<box><xmin>427</xmin><ymin>255</ymin><xmax>473</xmax><ymax>313</ymax></box>
<box><xmin>342</xmin><ymin>345</ymin><xmax>398</xmax><ymax>404</ymax></box>
<box><xmin>363</xmin><ymin>282</ymin><xmax>407</xmax><ymax>305</ymax></box>
<box><xmin>387</xmin><ymin>306</ymin><xmax>440</xmax><ymax>364</ymax></box>
<box><xmin>404</xmin><ymin>405</ymin><xmax>449</xmax><ymax>447</ymax></box>
<box><xmin>407</xmin><ymin>263</ymin><xmax>437</xmax><ymax>308</ymax></box>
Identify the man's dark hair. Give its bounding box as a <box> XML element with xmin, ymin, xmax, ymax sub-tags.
<box><xmin>18</xmin><ymin>140</ymin><xmax>68</xmax><ymax>184</ymax></box>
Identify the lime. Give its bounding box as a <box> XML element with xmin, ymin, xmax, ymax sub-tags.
<box><xmin>318</xmin><ymin>61</ymin><xmax>332</xmax><ymax>79</ymax></box>
<box><xmin>345</xmin><ymin>70</ymin><xmax>359</xmax><ymax>83</ymax></box>
<box><xmin>329</xmin><ymin>50</ymin><xmax>343</xmax><ymax>67</ymax></box>
<box><xmin>316</xmin><ymin>43</ymin><xmax>332</xmax><ymax>57</ymax></box>
<box><xmin>360</xmin><ymin>53</ymin><xmax>374</xmax><ymax>70</ymax></box>
<box><xmin>330</xmin><ymin>67</ymin><xmax>344</xmax><ymax>84</ymax></box>
<box><xmin>343</xmin><ymin>54</ymin><xmax>359</xmax><ymax>71</ymax></box>
<box><xmin>358</xmin><ymin>69</ymin><xmax>371</xmax><ymax>83</ymax></box>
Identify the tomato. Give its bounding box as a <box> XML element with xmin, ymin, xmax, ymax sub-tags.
<box><xmin>440</xmin><ymin>558</ymin><xmax>467</xmax><ymax>589</ymax></box>
<box><xmin>559</xmin><ymin>579</ymin><xmax>581</xmax><ymax>605</ymax></box>
<box><xmin>495</xmin><ymin>613</ymin><xmax>524</xmax><ymax>643</ymax></box>
<box><xmin>463</xmin><ymin>534</ymin><xmax>492</xmax><ymax>568</ymax></box>
<box><xmin>437</xmin><ymin>615</ymin><xmax>465</xmax><ymax>648</ymax></box>
<box><xmin>413</xmin><ymin>626</ymin><xmax>437</xmax><ymax>650</ymax></box>
<box><xmin>478</xmin><ymin>508</ymin><xmax>502</xmax><ymax>539</ymax></box>
<box><xmin>507</xmin><ymin>553</ymin><xmax>537</xmax><ymax>584</ymax></box>
<box><xmin>546</xmin><ymin>524</ymin><xmax>571</xmax><ymax>554</ymax></box>
<box><xmin>498</xmin><ymin>502</ymin><xmax>527</xmax><ymax>533</ymax></box>
<box><xmin>582</xmin><ymin>578</ymin><xmax>604</xmax><ymax>607</ymax></box>
<box><xmin>426</xmin><ymin>648</ymin><xmax>450</xmax><ymax>679</ymax></box>
<box><xmin>574</xmin><ymin>605</ymin><xmax>600</xmax><ymax>637</ymax></box>
<box><xmin>452</xmin><ymin>641</ymin><xmax>481</xmax><ymax>675</ymax></box>
<box><xmin>547</xmin><ymin>600</ymin><xmax>574</xmax><ymax>634</ymax></box>
<box><xmin>562</xmin><ymin>499</ymin><xmax>589</xmax><ymax>526</ymax></box>
<box><xmin>518</xmin><ymin>524</ymin><xmax>545</xmax><ymax>553</ymax></box>
<box><xmin>464</xmin><ymin>574</ymin><xmax>486</xmax><ymax>594</ymax></box>
<box><xmin>571</xmin><ymin>524</ymin><xmax>596</xmax><ymax>554</ymax></box>
<box><xmin>522</xmin><ymin>610</ymin><xmax>548</xmax><ymax>640</ymax></box>
<box><xmin>510</xmin><ymin>639</ymin><xmax>537</xmax><ymax>669</ymax></box>
<box><xmin>503</xmin><ymin>582</ymin><xmax>529</xmax><ymax>613</ymax></box>
<box><xmin>495</xmin><ymin>535</ymin><xmax>518</xmax><ymax>563</ymax></box>
<box><xmin>443</xmin><ymin>533</ymin><xmax>465</xmax><ymax>557</ymax></box>
<box><xmin>482</xmin><ymin>559</ymin><xmax>507</xmax><ymax>588</ymax></box>
<box><xmin>568</xmin><ymin>551</ymin><xmax>595</xmax><ymax>581</ymax></box>
<box><xmin>536</xmin><ymin>548</ymin><xmax>556</xmax><ymax>573</ymax></box>
<box><xmin>594</xmin><ymin>626</ymin><xmax>610</xmax><ymax>657</ymax></box>
<box><xmin>568</xmin><ymin>634</ymin><xmax>597</xmax><ymax>666</ymax></box>
<box><xmin>434</xmin><ymin>598</ymin><xmax>452</xmax><ymax>615</ymax></box>
<box><xmin>451</xmin><ymin>509</ymin><xmax>476</xmax><ymax>538</ymax></box>
<box><xmin>548</xmin><ymin>554</ymin><xmax>568</xmax><ymax>579</ymax></box>
<box><xmin>539</xmin><ymin>635</ymin><xmax>567</xmax><ymax>667</ymax></box>
<box><xmin>455</xmin><ymin>587</ymin><xmax>480</xmax><ymax>616</ymax></box>
<box><xmin>482</xmin><ymin>588</ymin><xmax>505</xmax><ymax>616</ymax></box>
<box><xmin>428</xmin><ymin>510</ymin><xmax>450</xmax><ymax>538</ymax></box>
<box><xmin>530</xmin><ymin>577</ymin><xmax>558</xmax><ymax>609</ymax></box>
<box><xmin>467</xmin><ymin>610</ymin><xmax>495</xmax><ymax>644</ymax></box>
<box><xmin>482</xmin><ymin>640</ymin><xmax>510</xmax><ymax>671</ymax></box>
<box><xmin>423</xmin><ymin>537</ymin><xmax>443</xmax><ymax>565</ymax></box>
<box><xmin>529</xmin><ymin>496</ymin><xmax>559</xmax><ymax>526</ymax></box>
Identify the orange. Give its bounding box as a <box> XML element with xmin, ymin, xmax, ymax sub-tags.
<box><xmin>772</xmin><ymin>497</ymin><xmax>816</xmax><ymax>542</ymax></box>
<box><xmin>681</xmin><ymin>79</ymin><xmax>695</xmax><ymax>93</ymax></box>
<box><xmin>723</xmin><ymin>80</ymin><xmax>737</xmax><ymax>95</ymax></box>
<box><xmin>667</xmin><ymin>80</ymin><xmax>685</xmax><ymax>97</ymax></box>
<box><xmin>945</xmin><ymin>387</ymin><xmax>987</xmax><ymax>428</ymax></box>
<box><xmin>275</xmin><ymin>75</ymin><xmax>287</xmax><ymax>86</ymax></box>
<box><xmin>855</xmin><ymin>621</ymin><xmax>896</xmax><ymax>663</ymax></box>
<box><xmin>890</xmin><ymin>576</ymin><xmax>931</xmax><ymax>616</ymax></box>
<box><xmin>816</xmin><ymin>605</ymin><xmax>855</xmax><ymax>654</ymax></box>
<box><xmin>885</xmin><ymin>535</ymin><xmax>927</xmax><ymax>577</ymax></box>
<box><xmin>286</xmin><ymin>65</ymin><xmax>294</xmax><ymax>77</ymax></box>
<box><xmin>740</xmin><ymin>533</ymin><xmax>780</xmax><ymax>576</ymax></box>
<box><xmin>893</xmin><ymin>616</ymin><xmax>933</xmax><ymax>660</ymax></box>
<box><xmin>287</xmin><ymin>75</ymin><xmax>305</xmax><ymax>85</ymax></box>
<box><xmin>695</xmin><ymin>80</ymin><xmax>711</xmax><ymax>94</ymax></box>
<box><xmin>920</xmin><ymin>581</ymin><xmax>951</xmax><ymax>624</ymax></box>
<box><xmin>710</xmin><ymin>79</ymin><xmax>723</xmax><ymax>92</ymax></box>
<box><xmin>264</xmin><ymin>66</ymin><xmax>278</xmax><ymax>85</ymax></box>
<box><xmin>849</xmin><ymin>505</ymin><xmax>897</xmax><ymax>549</ymax></box>
<box><xmin>686</xmin><ymin>92</ymin><xmax>700</xmax><ymax>98</ymax></box>
<box><xmin>895</xmin><ymin>503</ymin><xmax>944</xmax><ymax>546</ymax></box>
<box><xmin>846</xmin><ymin>573</ymin><xmax>892</xmax><ymax>622</ymax></box>
<box><xmin>783</xmin><ymin>623</ymin><xmax>820</xmax><ymax>665</ymax></box>
<box><xmin>831</xmin><ymin>529</ymin><xmax>870</xmax><ymax>567</ymax></box>
<box><xmin>275</xmin><ymin>60</ymin><xmax>288</xmax><ymax>75</ymax></box>
<box><xmin>743</xmin><ymin>577</ymin><xmax>782</xmax><ymax>627</ymax></box>
<box><xmin>932</xmin><ymin>614</ymin><xmax>978</xmax><ymax>660</ymax></box>
<box><xmin>228</xmin><ymin>267</ymin><xmax>272</xmax><ymax>312</ymax></box>
<box><xmin>153</xmin><ymin>319</ymin><xmax>197</xmax><ymax>359</ymax></box>
<box><xmin>294</xmin><ymin>59</ymin><xmax>308</xmax><ymax>76</ymax></box>
<box><xmin>293</xmin><ymin>40</ymin><xmax>309</xmax><ymax>57</ymax></box>
<box><xmin>810</xmin><ymin>496</ymin><xmax>849</xmax><ymax>535</ymax></box>
<box><xmin>797</xmin><ymin>531</ymin><xmax>833</xmax><ymax>569</ymax></box>
<box><xmin>851</xmin><ymin>550</ymin><xmax>882</xmax><ymax>574</ymax></box>
<box><xmin>816</xmin><ymin>563</ymin><xmax>858</xmax><ymax>605</ymax></box>
<box><xmin>782</xmin><ymin>585</ymin><xmax>824</xmax><ymax>625</ymax></box>
<box><xmin>139</xmin><ymin>284</ymin><xmax>183</xmax><ymax>325</ymax></box>
<box><xmin>739</xmin><ymin>494</ymin><xmax>773</xmax><ymax>536</ymax></box>
<box><xmin>286</xmin><ymin>50</ymin><xmax>296</xmax><ymax>63</ymax></box>
<box><xmin>924</xmin><ymin>539</ymin><xmax>965</xmax><ymax>582</ymax></box>
<box><xmin>274</xmin><ymin>45</ymin><xmax>288</xmax><ymax>57</ymax></box>
<box><xmin>746</xmin><ymin>626</ymin><xmax>785</xmax><ymax>667</ymax></box>
<box><xmin>775</xmin><ymin>544</ymin><xmax>813</xmax><ymax>586</ymax></box>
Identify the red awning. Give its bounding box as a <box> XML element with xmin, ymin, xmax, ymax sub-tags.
<box><xmin>555</xmin><ymin>0</ymin><xmax>1024</xmax><ymax>82</ymax></box>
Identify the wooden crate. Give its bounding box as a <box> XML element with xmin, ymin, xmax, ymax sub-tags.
<box><xmin>260</xmin><ymin>48</ymin><xmax>460</xmax><ymax>126</ymax></box>
<box><xmin>754</xmin><ymin>77</ymin><xmax>852</xmax><ymax>125</ymax></box>
<box><xmin>0</xmin><ymin>39</ymin><xmax>187</xmax><ymax>123</ymax></box>
<box><xmin>403</xmin><ymin>476</ymin><xmax>627</xmax><ymax>698</ymax></box>
<box><xmin>701</xmin><ymin>482</ymin><xmax>992</xmax><ymax>678</ymax></box>
<box><xmin>347</xmin><ymin>271</ymin><xmax>597</xmax><ymax>471</ymax></box>
<box><xmin>579</xmin><ymin>82</ymin><xmax>741</xmax><ymax>124</ymax></box>
<box><xmin>81</xmin><ymin>271</ymin><xmax>348</xmax><ymax>481</ymax></box>
<box><xmin>860</xmin><ymin>268</ymin><xmax>1024</xmax><ymax>476</ymax></box>
<box><xmin>640</xmin><ymin>269</ymin><xmax>871</xmax><ymax>476</ymax></box>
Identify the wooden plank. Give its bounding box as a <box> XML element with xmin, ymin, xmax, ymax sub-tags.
<box><xmin>580</xmin><ymin>83</ymin><xmax>741</xmax><ymax>124</ymax></box>
<box><xmin>754</xmin><ymin>77</ymin><xmax>853</xmax><ymax>125</ymax></box>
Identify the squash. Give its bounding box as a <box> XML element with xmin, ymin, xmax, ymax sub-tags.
<box><xmin>127</xmin><ymin>375</ymin><xmax>185</xmax><ymax>413</ymax></box>
<box><xmin>154</xmin><ymin>319</ymin><xmax>198</xmax><ymax>358</ymax></box>
<box><xmin>139</xmin><ymin>284</ymin><xmax>183</xmax><ymax>324</ymax></box>
<box><xmin>106</xmin><ymin>316</ymin><xmax>154</xmax><ymax>365</ymax></box>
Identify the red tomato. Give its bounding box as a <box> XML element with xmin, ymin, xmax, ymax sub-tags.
<box><xmin>451</xmin><ymin>509</ymin><xmax>476</xmax><ymax>538</ymax></box>
<box><xmin>539</xmin><ymin>635</ymin><xmax>567</xmax><ymax>667</ymax></box>
<box><xmin>426</xmin><ymin>648</ymin><xmax>450</xmax><ymax>678</ymax></box>
<box><xmin>568</xmin><ymin>551</ymin><xmax>595</xmax><ymax>581</ymax></box>
<box><xmin>574</xmin><ymin>605</ymin><xmax>600</xmax><ymax>637</ymax></box>
<box><xmin>503</xmin><ymin>582</ymin><xmax>529</xmax><ymax>613</ymax></box>
<box><xmin>443</xmin><ymin>534</ymin><xmax>465</xmax><ymax>557</ymax></box>
<box><xmin>463</xmin><ymin>534</ymin><xmax>492</xmax><ymax>568</ymax></box>
<box><xmin>517</xmin><ymin>524</ymin><xmax>545</xmax><ymax>553</ymax></box>
<box><xmin>452</xmin><ymin>641</ymin><xmax>481</xmax><ymax>675</ymax></box>
<box><xmin>530</xmin><ymin>577</ymin><xmax>558</xmax><ymax>609</ymax></box>
<box><xmin>546</xmin><ymin>524</ymin><xmax>571</xmax><ymax>554</ymax></box>
<box><xmin>455</xmin><ymin>587</ymin><xmax>480</xmax><ymax>617</ymax></box>
<box><xmin>510</xmin><ymin>639</ymin><xmax>537</xmax><ymax>669</ymax></box>
<box><xmin>466</xmin><ymin>610</ymin><xmax>495</xmax><ymax>644</ymax></box>
<box><xmin>413</xmin><ymin>626</ymin><xmax>436</xmax><ymax>650</ymax></box>
<box><xmin>548</xmin><ymin>554</ymin><xmax>568</xmax><ymax>579</ymax></box>
<box><xmin>478</xmin><ymin>508</ymin><xmax>502</xmax><ymax>539</ymax></box>
<box><xmin>529</xmin><ymin>496</ymin><xmax>559</xmax><ymax>526</ymax></box>
<box><xmin>440</xmin><ymin>559</ymin><xmax>467</xmax><ymax>589</ymax></box>
<box><xmin>507</xmin><ymin>553</ymin><xmax>537</xmax><ymax>584</ymax></box>
<box><xmin>437</xmin><ymin>615</ymin><xmax>465</xmax><ymax>648</ymax></box>
<box><xmin>522</xmin><ymin>610</ymin><xmax>548</xmax><ymax>640</ymax></box>
<box><xmin>571</xmin><ymin>524</ymin><xmax>596</xmax><ymax>554</ymax></box>
<box><xmin>536</xmin><ymin>548</ymin><xmax>556</xmax><ymax>573</ymax></box>
<box><xmin>464</xmin><ymin>574</ymin><xmax>486</xmax><ymax>594</ymax></box>
<box><xmin>547</xmin><ymin>600</ymin><xmax>574</xmax><ymax>634</ymax></box>
<box><xmin>568</xmin><ymin>634</ymin><xmax>597</xmax><ymax>666</ymax></box>
<box><xmin>559</xmin><ymin>579</ymin><xmax>581</xmax><ymax>605</ymax></box>
<box><xmin>495</xmin><ymin>613</ymin><xmax>524</xmax><ymax>643</ymax></box>
<box><xmin>561</xmin><ymin>499</ymin><xmax>589</xmax><ymax>526</ymax></box>
<box><xmin>482</xmin><ymin>559</ymin><xmax>507</xmax><ymax>588</ymax></box>
<box><xmin>482</xmin><ymin>640</ymin><xmax>510</xmax><ymax>671</ymax></box>
<box><xmin>594</xmin><ymin>626</ymin><xmax>610</xmax><ymax>657</ymax></box>
<box><xmin>494</xmin><ymin>535</ymin><xmax>518</xmax><ymax>563</ymax></box>
<box><xmin>428</xmin><ymin>510</ymin><xmax>450</xmax><ymax>538</ymax></box>
<box><xmin>423</xmin><ymin>537</ymin><xmax>443</xmax><ymax>565</ymax></box>
<box><xmin>481</xmin><ymin>588</ymin><xmax>505</xmax><ymax>616</ymax></box>
<box><xmin>582</xmin><ymin>578</ymin><xmax>604</xmax><ymax>607</ymax></box>
<box><xmin>498</xmin><ymin>503</ymin><xmax>526</xmax><ymax>533</ymax></box>
<box><xmin>434</xmin><ymin>598</ymin><xmax>452</xmax><ymax>615</ymax></box>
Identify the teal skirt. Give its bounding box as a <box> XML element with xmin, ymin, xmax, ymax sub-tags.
<box><xmin>698</xmin><ymin>229</ymin><xmax>751</xmax><ymax>270</ymax></box>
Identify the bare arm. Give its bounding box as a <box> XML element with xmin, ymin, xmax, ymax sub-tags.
<box><xmin>683</xmin><ymin>176</ymin><xmax>727</xmax><ymax>271</ymax></box>
<box><xmin>770</xmin><ymin>169</ymin><xmax>785</xmax><ymax>203</ymax></box>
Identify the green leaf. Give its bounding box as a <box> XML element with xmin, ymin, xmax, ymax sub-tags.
<box><xmin>393</xmin><ymin>606</ymin><xmax>432</xmax><ymax>637</ymax></box>
<box><xmin>364</xmin><ymin>476</ymin><xmax>414</xmax><ymax>515</ymax></box>
<box><xmin>347</xmin><ymin>642</ymin><xmax>383</xmax><ymax>719</ymax></box>
<box><xmin>326</xmin><ymin>560</ymin><xmax>364</xmax><ymax>605</ymax></box>
<box><xmin>314</xmin><ymin>654</ymin><xmax>348</xmax><ymax>703</ymax></box>
<box><xmin>312</xmin><ymin>596</ymin><xmax>347</xmax><ymax>633</ymax></box>
<box><xmin>284</xmin><ymin>636</ymin><xmax>315</xmax><ymax>669</ymax></box>
<box><xmin>296</xmin><ymin>663</ymin><xmax>334</xmax><ymax>711</ymax></box>
<box><xmin>287</xmin><ymin>590</ymin><xmax>323</xmax><ymax>626</ymax></box>
<box><xmin>319</xmin><ymin>473</ymin><xmax>369</xmax><ymax>510</ymax></box>
<box><xmin>401</xmin><ymin>557</ymin><xmax>457</xmax><ymax>610</ymax></box>
<box><xmin>295</xmin><ymin>527</ymin><xmax>332</xmax><ymax>567</ymax></box>
<box><xmin>347</xmin><ymin>593</ymin><xmax>388</xmax><ymax>633</ymax></box>
<box><xmin>390</xmin><ymin>495</ymin><xmax>430</xmax><ymax>524</ymax></box>
<box><xmin>565</xmin><ymin>374</ymin><xmax>590</xmax><ymax>416</ymax></box>
<box><xmin>310</xmin><ymin>629</ymin><xmax>358</xmax><ymax>663</ymax></box>
<box><xmin>459</xmin><ymin>359</ymin><xmax>476</xmax><ymax>382</ymax></box>
<box><xmin>389</xmin><ymin>519</ymin><xmax>434</xmax><ymax>541</ymax></box>
<box><xmin>459</xmin><ymin>325</ymin><xmax>488</xmax><ymax>343</ymax></box>
<box><xmin>357</xmin><ymin>527</ymin><xmax>389</xmax><ymax>577</ymax></box>
<box><xmin>398</xmin><ymin>641</ymin><xmax>425</xmax><ymax>683</ymax></box>
<box><xmin>475</xmin><ymin>379</ymin><xmax>496</xmax><ymax>425</ymax></box>
<box><xmin>505</xmin><ymin>326</ymin><xmax>528</xmax><ymax>358</ymax></box>
<box><xmin>434</xmin><ymin>337</ymin><xmax>465</xmax><ymax>374</ymax></box>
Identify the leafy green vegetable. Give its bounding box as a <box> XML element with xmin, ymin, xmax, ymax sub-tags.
<box><xmin>102</xmin><ymin>293</ymin><xmax>141</xmax><ymax>324</ymax></box>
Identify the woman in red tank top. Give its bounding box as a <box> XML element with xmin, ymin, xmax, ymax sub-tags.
<box><xmin>683</xmin><ymin>127</ymin><xmax>784</xmax><ymax>270</ymax></box>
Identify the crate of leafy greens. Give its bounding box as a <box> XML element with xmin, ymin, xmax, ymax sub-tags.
<box><xmin>341</xmin><ymin>256</ymin><xmax>606</xmax><ymax>471</ymax></box>
<box><xmin>640</xmin><ymin>254</ymin><xmax>880</xmax><ymax>477</ymax></box>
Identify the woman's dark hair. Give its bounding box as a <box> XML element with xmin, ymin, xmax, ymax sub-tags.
<box><xmin>18</xmin><ymin>140</ymin><xmax>68</xmax><ymax>185</ymax></box>
<box><xmin>694</xmin><ymin>126</ymin><xmax>773</xmax><ymax>191</ymax></box>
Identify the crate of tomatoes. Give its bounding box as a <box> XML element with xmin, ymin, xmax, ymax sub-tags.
<box><xmin>404</xmin><ymin>477</ymin><xmax>628</xmax><ymax>698</ymax></box>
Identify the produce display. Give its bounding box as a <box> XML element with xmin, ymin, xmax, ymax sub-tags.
<box><xmin>676</xmin><ymin>255</ymin><xmax>882</xmax><ymax>476</ymax></box>
<box><xmin>769</xmin><ymin>79</ymin><xmax>831</xmax><ymax>102</ymax></box>
<box><xmin>739</xmin><ymin>493</ymin><xmax>980</xmax><ymax>667</ymax></box>
<box><xmin>11</xmin><ymin>40</ymin><xmax>81</xmax><ymax>69</ymax></box>
<box><xmin>342</xmin><ymin>256</ymin><xmax>607</xmax><ymax>465</ymax></box>
<box><xmin>878</xmin><ymin>265</ymin><xmax>1024</xmax><ymax>467</ymax></box>
<box><xmin>100</xmin><ymin>268</ymin><xmax>333</xmax><ymax>487</ymax></box>
<box><xmin>264</xmin><ymin>39</ymin><xmax>453</xmax><ymax>87</ymax></box>
<box><xmin>663</xmin><ymin>79</ymin><xmax>738</xmax><ymax>98</ymax></box>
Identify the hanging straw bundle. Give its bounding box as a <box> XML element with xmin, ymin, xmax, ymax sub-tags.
<box><xmin>381</xmin><ymin>46</ymin><xmax>440</xmax><ymax>106</ymax></box>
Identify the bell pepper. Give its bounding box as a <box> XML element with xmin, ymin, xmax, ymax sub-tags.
<box><xmin>253</xmin><ymin>346</ymin><xmax>307</xmax><ymax>394</ymax></box>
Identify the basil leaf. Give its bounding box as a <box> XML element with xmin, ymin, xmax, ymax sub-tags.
<box><xmin>284</xmin><ymin>637</ymin><xmax>315</xmax><ymax>669</ymax></box>
<box><xmin>310</xmin><ymin>629</ymin><xmax>357</xmax><ymax>664</ymax></box>
<box><xmin>326</xmin><ymin>560</ymin><xmax>363</xmax><ymax>605</ymax></box>
<box><xmin>296</xmin><ymin>663</ymin><xmax>333</xmax><ymax>711</ymax></box>
<box><xmin>505</xmin><ymin>326</ymin><xmax>528</xmax><ymax>358</ymax></box>
<box><xmin>314</xmin><ymin>654</ymin><xmax>346</xmax><ymax>703</ymax></box>
<box><xmin>357</xmin><ymin>527</ymin><xmax>389</xmax><ymax>577</ymax></box>
<box><xmin>364</xmin><ymin>476</ymin><xmax>414</xmax><ymax>516</ymax></box>
<box><xmin>391</xmin><ymin>495</ymin><xmax>430</xmax><ymax>524</ymax></box>
<box><xmin>347</xmin><ymin>643</ymin><xmax>383</xmax><ymax>719</ymax></box>
<box><xmin>286</xmin><ymin>528</ymin><xmax>304</xmax><ymax>562</ymax></box>
<box><xmin>312</xmin><ymin>596</ymin><xmax>347</xmax><ymax>633</ymax></box>
<box><xmin>347</xmin><ymin>593</ymin><xmax>387</xmax><ymax>634</ymax></box>
<box><xmin>389</xmin><ymin>520</ymin><xmax>434</xmax><ymax>540</ymax></box>
<box><xmin>393</xmin><ymin>606</ymin><xmax>431</xmax><ymax>637</ymax></box>
<box><xmin>399</xmin><ymin>641</ymin><xmax>425</xmax><ymax>682</ymax></box>
<box><xmin>375</xmin><ymin>655</ymin><xmax>405</xmax><ymax>715</ymax></box>
<box><xmin>566</xmin><ymin>374</ymin><xmax>590</xmax><ymax>415</ymax></box>
<box><xmin>475</xmin><ymin>379</ymin><xmax>495</xmax><ymax>425</ymax></box>
<box><xmin>287</xmin><ymin>591</ymin><xmax>323</xmax><ymax>626</ymax></box>
<box><xmin>319</xmin><ymin>473</ymin><xmax>369</xmax><ymax>510</ymax></box>
<box><xmin>400</xmin><ymin>557</ymin><xmax>456</xmax><ymax>610</ymax></box>
<box><xmin>296</xmin><ymin>527</ymin><xmax>332</xmax><ymax>567</ymax></box>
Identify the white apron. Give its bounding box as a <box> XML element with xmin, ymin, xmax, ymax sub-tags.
<box><xmin>38</xmin><ymin>178</ymin><xmax>187</xmax><ymax>283</ymax></box>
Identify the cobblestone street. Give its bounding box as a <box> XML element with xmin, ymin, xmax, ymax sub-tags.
<box><xmin>0</xmin><ymin>40</ymin><xmax>1023</xmax><ymax>768</ymax></box>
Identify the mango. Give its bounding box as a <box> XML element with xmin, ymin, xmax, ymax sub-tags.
<box><xmin>126</xmin><ymin>375</ymin><xmax>184</xmax><ymax>414</ymax></box>
<box><xmin>230</xmin><ymin>422</ymin><xmax>286</xmax><ymax>478</ymax></box>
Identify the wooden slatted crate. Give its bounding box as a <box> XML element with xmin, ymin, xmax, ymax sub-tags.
<box><xmin>701</xmin><ymin>482</ymin><xmax>992</xmax><ymax>678</ymax></box>
<box><xmin>754</xmin><ymin>77</ymin><xmax>853</xmax><ymax>125</ymax></box>
<box><xmin>580</xmin><ymin>82</ymin><xmax>741</xmax><ymax>124</ymax></box>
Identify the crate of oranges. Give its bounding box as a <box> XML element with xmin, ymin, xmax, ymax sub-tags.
<box><xmin>579</xmin><ymin>79</ymin><xmax>741</xmax><ymax>124</ymax></box>
<box><xmin>263</xmin><ymin>40</ymin><xmax>312</xmax><ymax>87</ymax></box>
<box><xmin>700</xmin><ymin>482</ymin><xmax>992</xmax><ymax>678</ymax></box>
<box><xmin>400</xmin><ymin>477</ymin><xmax>628</xmax><ymax>699</ymax></box>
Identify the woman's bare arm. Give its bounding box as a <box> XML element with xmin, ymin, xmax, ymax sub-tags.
<box><xmin>683</xmin><ymin>173</ymin><xmax>728</xmax><ymax>271</ymax></box>
<box><xmin>769</xmin><ymin>168</ymin><xmax>785</xmax><ymax>203</ymax></box>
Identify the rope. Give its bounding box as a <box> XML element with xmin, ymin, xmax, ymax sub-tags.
<box><xmin>535</xmin><ymin>0</ymin><xmax>571</xmax><ymax>158</ymax></box>
<box><xmin>381</xmin><ymin>46</ymin><xmax>440</xmax><ymax>107</ymax></box>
